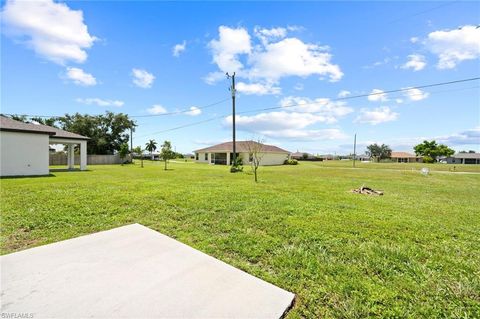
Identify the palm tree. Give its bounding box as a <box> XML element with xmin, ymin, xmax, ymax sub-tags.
<box><xmin>145</xmin><ymin>139</ymin><xmax>157</xmax><ymax>160</ymax></box>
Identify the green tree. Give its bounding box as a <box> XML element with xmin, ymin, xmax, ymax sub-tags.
<box><xmin>6</xmin><ymin>112</ymin><xmax>135</xmax><ymax>155</ymax></box>
<box><xmin>160</xmin><ymin>141</ymin><xmax>175</xmax><ymax>170</ymax></box>
<box><xmin>414</xmin><ymin>140</ymin><xmax>454</xmax><ymax>162</ymax></box>
<box><xmin>145</xmin><ymin>140</ymin><xmax>157</xmax><ymax>160</ymax></box>
<box><xmin>133</xmin><ymin>146</ymin><xmax>144</xmax><ymax>168</ymax></box>
<box><xmin>366</xmin><ymin>143</ymin><xmax>392</xmax><ymax>162</ymax></box>
<box><xmin>118</xmin><ymin>143</ymin><xmax>129</xmax><ymax>165</ymax></box>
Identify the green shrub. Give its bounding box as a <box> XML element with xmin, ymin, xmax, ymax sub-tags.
<box><xmin>284</xmin><ymin>159</ymin><xmax>298</xmax><ymax>165</ymax></box>
<box><xmin>423</xmin><ymin>156</ymin><xmax>434</xmax><ymax>163</ymax></box>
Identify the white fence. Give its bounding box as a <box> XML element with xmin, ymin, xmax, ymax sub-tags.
<box><xmin>50</xmin><ymin>153</ymin><xmax>131</xmax><ymax>165</ymax></box>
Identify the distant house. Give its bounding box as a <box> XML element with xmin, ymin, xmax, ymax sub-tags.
<box><xmin>0</xmin><ymin>116</ymin><xmax>89</xmax><ymax>176</ymax></box>
<box><xmin>390</xmin><ymin>151</ymin><xmax>423</xmax><ymax>163</ymax></box>
<box><xmin>446</xmin><ymin>153</ymin><xmax>480</xmax><ymax>164</ymax></box>
<box><xmin>290</xmin><ymin>151</ymin><xmax>315</xmax><ymax>160</ymax></box>
<box><xmin>194</xmin><ymin>141</ymin><xmax>290</xmax><ymax>166</ymax></box>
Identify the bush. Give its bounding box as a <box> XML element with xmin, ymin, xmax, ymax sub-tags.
<box><xmin>284</xmin><ymin>159</ymin><xmax>298</xmax><ymax>165</ymax></box>
<box><xmin>423</xmin><ymin>156</ymin><xmax>434</xmax><ymax>163</ymax></box>
<box><xmin>230</xmin><ymin>166</ymin><xmax>243</xmax><ymax>173</ymax></box>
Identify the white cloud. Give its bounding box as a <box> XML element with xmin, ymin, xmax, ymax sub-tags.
<box><xmin>132</xmin><ymin>68</ymin><xmax>155</xmax><ymax>88</ymax></box>
<box><xmin>224</xmin><ymin>111</ymin><xmax>348</xmax><ymax>141</ymax></box>
<box><xmin>185</xmin><ymin>106</ymin><xmax>201</xmax><ymax>116</ymax></box>
<box><xmin>203</xmin><ymin>71</ymin><xmax>225</xmax><ymax>85</ymax></box>
<box><xmin>208</xmin><ymin>26</ymin><xmax>252</xmax><ymax>73</ymax></box>
<box><xmin>410</xmin><ymin>37</ymin><xmax>419</xmax><ymax>44</ymax></box>
<box><xmin>294</xmin><ymin>83</ymin><xmax>304</xmax><ymax>91</ymax></box>
<box><xmin>206</xmin><ymin>25</ymin><xmax>343</xmax><ymax>85</ymax></box>
<box><xmin>396</xmin><ymin>98</ymin><xmax>403</xmax><ymax>104</ymax></box>
<box><xmin>147</xmin><ymin>104</ymin><xmax>168</xmax><ymax>115</ymax></box>
<box><xmin>338</xmin><ymin>90</ymin><xmax>351</xmax><ymax>98</ymax></box>
<box><xmin>426</xmin><ymin>25</ymin><xmax>480</xmax><ymax>69</ymax></box>
<box><xmin>249</xmin><ymin>37</ymin><xmax>343</xmax><ymax>82</ymax></box>
<box><xmin>403</xmin><ymin>87</ymin><xmax>430</xmax><ymax>101</ymax></box>
<box><xmin>260</xmin><ymin>128</ymin><xmax>348</xmax><ymax>141</ymax></box>
<box><xmin>436</xmin><ymin>127</ymin><xmax>480</xmax><ymax>145</ymax></box>
<box><xmin>172</xmin><ymin>41</ymin><xmax>186</xmax><ymax>57</ymax></box>
<box><xmin>367</xmin><ymin>89</ymin><xmax>388</xmax><ymax>102</ymax></box>
<box><xmin>1</xmin><ymin>0</ymin><xmax>96</xmax><ymax>64</ymax></box>
<box><xmin>253</xmin><ymin>26</ymin><xmax>288</xmax><ymax>45</ymax></box>
<box><xmin>355</xmin><ymin>106</ymin><xmax>398</xmax><ymax>125</ymax></box>
<box><xmin>65</xmin><ymin>67</ymin><xmax>96</xmax><ymax>86</ymax></box>
<box><xmin>401</xmin><ymin>54</ymin><xmax>427</xmax><ymax>71</ymax></box>
<box><xmin>76</xmin><ymin>98</ymin><xmax>123</xmax><ymax>107</ymax></box>
<box><xmin>236</xmin><ymin>82</ymin><xmax>281</xmax><ymax>95</ymax></box>
<box><xmin>279</xmin><ymin>96</ymin><xmax>353</xmax><ymax>123</ymax></box>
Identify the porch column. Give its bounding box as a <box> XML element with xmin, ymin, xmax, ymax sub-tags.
<box><xmin>226</xmin><ymin>152</ymin><xmax>230</xmax><ymax>165</ymax></box>
<box><xmin>208</xmin><ymin>153</ymin><xmax>212</xmax><ymax>164</ymax></box>
<box><xmin>80</xmin><ymin>140</ymin><xmax>87</xmax><ymax>171</ymax></box>
<box><xmin>67</xmin><ymin>144</ymin><xmax>74</xmax><ymax>170</ymax></box>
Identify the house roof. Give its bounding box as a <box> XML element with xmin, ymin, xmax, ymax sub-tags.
<box><xmin>291</xmin><ymin>151</ymin><xmax>313</xmax><ymax>157</ymax></box>
<box><xmin>0</xmin><ymin>116</ymin><xmax>89</xmax><ymax>140</ymax></box>
<box><xmin>453</xmin><ymin>153</ymin><xmax>480</xmax><ymax>159</ymax></box>
<box><xmin>390</xmin><ymin>151</ymin><xmax>418</xmax><ymax>158</ymax></box>
<box><xmin>194</xmin><ymin>141</ymin><xmax>290</xmax><ymax>154</ymax></box>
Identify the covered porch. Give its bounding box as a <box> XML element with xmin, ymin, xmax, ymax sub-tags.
<box><xmin>208</xmin><ymin>152</ymin><xmax>240</xmax><ymax>165</ymax></box>
<box><xmin>49</xmin><ymin>137</ymin><xmax>88</xmax><ymax>171</ymax></box>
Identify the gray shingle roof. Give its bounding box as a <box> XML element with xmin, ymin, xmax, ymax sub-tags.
<box><xmin>0</xmin><ymin>116</ymin><xmax>89</xmax><ymax>140</ymax></box>
<box><xmin>195</xmin><ymin>141</ymin><xmax>290</xmax><ymax>154</ymax></box>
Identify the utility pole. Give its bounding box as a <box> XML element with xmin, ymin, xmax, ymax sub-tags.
<box><xmin>226</xmin><ymin>72</ymin><xmax>236</xmax><ymax>167</ymax></box>
<box><xmin>353</xmin><ymin>133</ymin><xmax>357</xmax><ymax>168</ymax></box>
<box><xmin>130</xmin><ymin>127</ymin><xmax>133</xmax><ymax>163</ymax></box>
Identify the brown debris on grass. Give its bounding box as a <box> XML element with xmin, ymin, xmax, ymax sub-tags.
<box><xmin>351</xmin><ymin>185</ymin><xmax>384</xmax><ymax>196</ymax></box>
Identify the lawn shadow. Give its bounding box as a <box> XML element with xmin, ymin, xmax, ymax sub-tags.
<box><xmin>1</xmin><ymin>173</ymin><xmax>56</xmax><ymax>179</ymax></box>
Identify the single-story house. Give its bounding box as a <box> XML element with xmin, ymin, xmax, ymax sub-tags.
<box><xmin>290</xmin><ymin>151</ymin><xmax>316</xmax><ymax>160</ymax></box>
<box><xmin>390</xmin><ymin>151</ymin><xmax>423</xmax><ymax>163</ymax></box>
<box><xmin>194</xmin><ymin>141</ymin><xmax>290</xmax><ymax>166</ymax></box>
<box><xmin>446</xmin><ymin>153</ymin><xmax>480</xmax><ymax>164</ymax></box>
<box><xmin>0</xmin><ymin>116</ymin><xmax>89</xmax><ymax>176</ymax></box>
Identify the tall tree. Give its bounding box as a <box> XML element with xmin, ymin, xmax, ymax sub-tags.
<box><xmin>366</xmin><ymin>143</ymin><xmax>392</xmax><ymax>162</ymax></box>
<box><xmin>160</xmin><ymin>141</ymin><xmax>175</xmax><ymax>170</ymax></box>
<box><xmin>145</xmin><ymin>140</ymin><xmax>157</xmax><ymax>160</ymax></box>
<box><xmin>414</xmin><ymin>140</ymin><xmax>454</xmax><ymax>162</ymax></box>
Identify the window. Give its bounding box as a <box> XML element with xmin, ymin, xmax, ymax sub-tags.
<box><xmin>195</xmin><ymin>153</ymin><xmax>199</xmax><ymax>160</ymax></box>
<box><xmin>205</xmin><ymin>153</ymin><xmax>208</xmax><ymax>161</ymax></box>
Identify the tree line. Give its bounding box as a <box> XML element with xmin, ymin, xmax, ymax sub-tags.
<box><xmin>8</xmin><ymin>112</ymin><xmax>136</xmax><ymax>155</ymax></box>
<box><xmin>365</xmin><ymin>140</ymin><xmax>455</xmax><ymax>163</ymax></box>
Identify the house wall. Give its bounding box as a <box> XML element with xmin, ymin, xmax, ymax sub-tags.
<box><xmin>195</xmin><ymin>152</ymin><xmax>209</xmax><ymax>163</ymax></box>
<box><xmin>0</xmin><ymin>131</ymin><xmax>50</xmax><ymax>176</ymax></box>
<box><xmin>241</xmin><ymin>152</ymin><xmax>289</xmax><ymax>166</ymax></box>
<box><xmin>195</xmin><ymin>151</ymin><xmax>288</xmax><ymax>166</ymax></box>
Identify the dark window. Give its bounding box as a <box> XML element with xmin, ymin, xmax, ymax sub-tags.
<box><xmin>205</xmin><ymin>153</ymin><xmax>208</xmax><ymax>161</ymax></box>
<box><xmin>195</xmin><ymin>153</ymin><xmax>199</xmax><ymax>160</ymax></box>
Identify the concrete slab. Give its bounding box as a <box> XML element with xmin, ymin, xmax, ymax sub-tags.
<box><xmin>1</xmin><ymin>224</ymin><xmax>294</xmax><ymax>318</ymax></box>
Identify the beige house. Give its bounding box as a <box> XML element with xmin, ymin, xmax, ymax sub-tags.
<box><xmin>390</xmin><ymin>151</ymin><xmax>423</xmax><ymax>163</ymax></box>
<box><xmin>194</xmin><ymin>141</ymin><xmax>290</xmax><ymax>166</ymax></box>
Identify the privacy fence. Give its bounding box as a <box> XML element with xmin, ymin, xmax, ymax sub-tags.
<box><xmin>50</xmin><ymin>153</ymin><xmax>131</xmax><ymax>165</ymax></box>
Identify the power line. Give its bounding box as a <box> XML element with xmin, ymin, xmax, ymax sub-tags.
<box><xmin>3</xmin><ymin>97</ymin><xmax>230</xmax><ymax>119</ymax></box>
<box><xmin>134</xmin><ymin>77</ymin><xmax>480</xmax><ymax>138</ymax></box>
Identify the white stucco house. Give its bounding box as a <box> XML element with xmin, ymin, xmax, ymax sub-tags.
<box><xmin>194</xmin><ymin>141</ymin><xmax>290</xmax><ymax>166</ymax></box>
<box><xmin>0</xmin><ymin>116</ymin><xmax>89</xmax><ymax>177</ymax></box>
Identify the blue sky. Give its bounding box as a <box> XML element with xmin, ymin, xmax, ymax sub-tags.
<box><xmin>1</xmin><ymin>0</ymin><xmax>479</xmax><ymax>154</ymax></box>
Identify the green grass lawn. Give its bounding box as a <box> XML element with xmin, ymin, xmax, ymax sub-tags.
<box><xmin>1</xmin><ymin>161</ymin><xmax>479</xmax><ymax>318</ymax></box>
